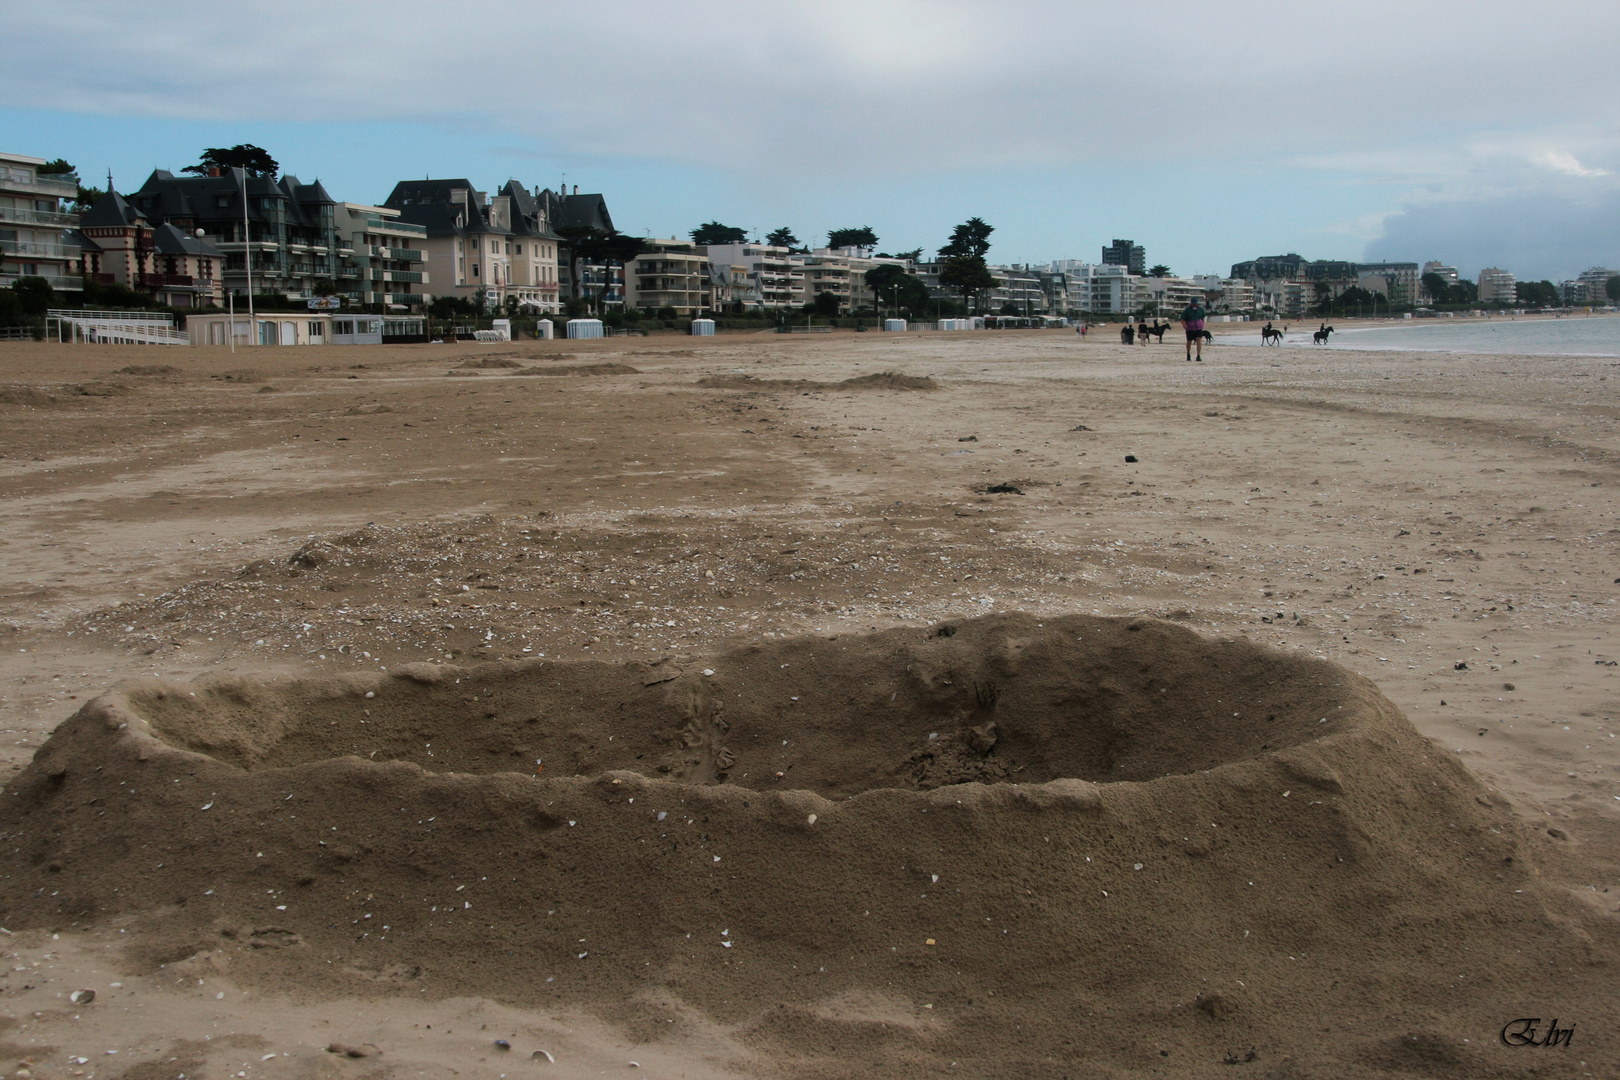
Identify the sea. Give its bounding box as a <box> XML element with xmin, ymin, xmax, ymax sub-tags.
<box><xmin>1267</xmin><ymin>315</ymin><xmax>1620</xmax><ymax>357</ymax></box>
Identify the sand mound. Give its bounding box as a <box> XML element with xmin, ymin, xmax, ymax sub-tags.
<box><xmin>697</xmin><ymin>372</ymin><xmax>939</xmax><ymax>392</ymax></box>
<box><xmin>115</xmin><ymin>364</ymin><xmax>181</xmax><ymax>376</ymax></box>
<box><xmin>514</xmin><ymin>362</ymin><xmax>639</xmax><ymax>377</ymax></box>
<box><xmin>455</xmin><ymin>357</ymin><xmax>526</xmax><ymax>369</ymax></box>
<box><xmin>1</xmin><ymin>613</ymin><xmax>1607</xmax><ymax>1076</ymax></box>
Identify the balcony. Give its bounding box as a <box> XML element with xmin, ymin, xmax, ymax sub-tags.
<box><xmin>0</xmin><ymin>205</ymin><xmax>76</xmax><ymax>228</ymax></box>
<box><xmin>370</xmin><ymin>269</ymin><xmax>424</xmax><ymax>283</ymax></box>
<box><xmin>0</xmin><ymin>239</ymin><xmax>80</xmax><ymax>260</ymax></box>
<box><xmin>0</xmin><ymin>271</ymin><xmax>82</xmax><ymax>291</ymax></box>
<box><xmin>136</xmin><ymin>272</ymin><xmax>196</xmax><ymax>288</ymax></box>
<box><xmin>0</xmin><ymin>173</ymin><xmax>78</xmax><ymax>199</ymax></box>
<box><xmin>336</xmin><ymin>266</ymin><xmax>361</xmax><ymax>278</ymax></box>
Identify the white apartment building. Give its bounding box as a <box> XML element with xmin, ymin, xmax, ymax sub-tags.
<box><xmin>332</xmin><ymin>202</ymin><xmax>429</xmax><ymax>311</ymax></box>
<box><xmin>625</xmin><ymin>239</ymin><xmax>709</xmax><ymax>314</ymax></box>
<box><xmin>1190</xmin><ymin>275</ymin><xmax>1254</xmax><ymax>313</ymax></box>
<box><xmin>0</xmin><ymin>151</ymin><xmax>81</xmax><ymax>295</ymax></box>
<box><xmin>699</xmin><ymin>243</ymin><xmax>798</xmax><ymax>309</ymax></box>
<box><xmin>1576</xmin><ymin>266</ymin><xmax>1614</xmax><ymax>304</ymax></box>
<box><xmin>1477</xmin><ymin>267</ymin><xmax>1517</xmax><ymax>305</ymax></box>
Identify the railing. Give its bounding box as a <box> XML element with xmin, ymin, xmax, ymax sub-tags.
<box><xmin>365</xmin><ymin>245</ymin><xmax>424</xmax><ymax>261</ymax></box>
<box><xmin>0</xmin><ymin>206</ymin><xmax>76</xmax><ymax>227</ymax></box>
<box><xmin>361</xmin><ymin>216</ymin><xmax>426</xmax><ymax>236</ymax></box>
<box><xmin>336</xmin><ymin>266</ymin><xmax>361</xmax><ymax>277</ymax></box>
<box><xmin>0</xmin><ymin>173</ymin><xmax>78</xmax><ymax>198</ymax></box>
<box><xmin>0</xmin><ymin>239</ymin><xmax>80</xmax><ymax>260</ymax></box>
<box><xmin>0</xmin><ymin>272</ymin><xmax>82</xmax><ymax>291</ymax></box>
<box><xmin>370</xmin><ymin>269</ymin><xmax>424</xmax><ymax>283</ymax></box>
<box><xmin>136</xmin><ymin>272</ymin><xmax>197</xmax><ymax>287</ymax></box>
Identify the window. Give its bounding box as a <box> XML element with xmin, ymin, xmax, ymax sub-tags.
<box><xmin>515</xmin><ymin>244</ymin><xmax>522</xmax><ymax>255</ymax></box>
<box><xmin>334</xmin><ymin>320</ymin><xmax>354</xmax><ymax>334</ymax></box>
<box><xmin>491</xmin><ymin>240</ymin><xmax>499</xmax><ymax>254</ymax></box>
<box><xmin>308</xmin><ymin>321</ymin><xmax>324</xmax><ymax>336</ymax></box>
<box><xmin>472</xmin><ymin>263</ymin><xmax>479</xmax><ymax>277</ymax></box>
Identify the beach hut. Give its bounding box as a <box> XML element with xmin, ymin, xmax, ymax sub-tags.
<box><xmin>567</xmin><ymin>319</ymin><xmax>605</xmax><ymax>339</ymax></box>
<box><xmin>883</xmin><ymin>319</ymin><xmax>907</xmax><ymax>332</ymax></box>
<box><xmin>690</xmin><ymin>319</ymin><xmax>716</xmax><ymax>336</ymax></box>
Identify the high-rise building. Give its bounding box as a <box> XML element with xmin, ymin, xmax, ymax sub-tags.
<box><xmin>0</xmin><ymin>151</ymin><xmax>82</xmax><ymax>296</ymax></box>
<box><xmin>1102</xmin><ymin>238</ymin><xmax>1144</xmax><ymax>275</ymax></box>
<box><xmin>1477</xmin><ymin>267</ymin><xmax>1516</xmax><ymax>305</ymax></box>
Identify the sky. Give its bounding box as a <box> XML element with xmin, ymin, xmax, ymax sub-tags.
<box><xmin>4</xmin><ymin>0</ymin><xmax>1617</xmax><ymax>282</ymax></box>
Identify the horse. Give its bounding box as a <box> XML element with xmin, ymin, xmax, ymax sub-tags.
<box><xmin>1313</xmin><ymin>325</ymin><xmax>1335</xmax><ymax>344</ymax></box>
<box><xmin>1261</xmin><ymin>324</ymin><xmax>1283</xmax><ymax>345</ymax></box>
<box><xmin>1150</xmin><ymin>321</ymin><xmax>1170</xmax><ymax>343</ymax></box>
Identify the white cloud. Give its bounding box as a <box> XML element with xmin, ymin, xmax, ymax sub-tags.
<box><xmin>1535</xmin><ymin>150</ymin><xmax>1608</xmax><ymax>178</ymax></box>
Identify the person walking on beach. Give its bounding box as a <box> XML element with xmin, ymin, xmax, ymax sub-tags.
<box><xmin>1180</xmin><ymin>297</ymin><xmax>1207</xmax><ymax>361</ymax></box>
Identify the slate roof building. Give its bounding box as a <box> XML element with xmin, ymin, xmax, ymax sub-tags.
<box><xmin>76</xmin><ymin>189</ymin><xmax>223</xmax><ymax>307</ymax></box>
<box><xmin>384</xmin><ymin>178</ymin><xmax>560</xmax><ymax>312</ymax></box>
<box><xmin>126</xmin><ymin>168</ymin><xmax>338</xmax><ymax>300</ymax></box>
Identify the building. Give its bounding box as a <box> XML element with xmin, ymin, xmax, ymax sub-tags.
<box><xmin>327</xmin><ymin>202</ymin><xmax>429</xmax><ymax>312</ymax></box>
<box><xmin>1251</xmin><ymin>278</ymin><xmax>1311</xmax><ymax>318</ymax></box>
<box><xmin>624</xmin><ymin>239</ymin><xmax>709</xmax><ymax>313</ymax></box>
<box><xmin>76</xmin><ymin>190</ymin><xmax>223</xmax><ymax>307</ymax></box>
<box><xmin>1191</xmin><ymin>275</ymin><xmax>1254</xmax><ymax>313</ymax></box>
<box><xmin>1102</xmin><ymin>239</ymin><xmax>1145</xmax><ymax>275</ymax></box>
<box><xmin>384</xmin><ymin>179</ymin><xmax>512</xmax><ymax>309</ymax></box>
<box><xmin>538</xmin><ymin>186</ymin><xmax>621</xmax><ymax>309</ymax></box>
<box><xmin>1477</xmin><ymin>267</ymin><xmax>1517</xmax><ymax>305</ymax></box>
<box><xmin>793</xmin><ymin>250</ymin><xmax>857</xmax><ymax>311</ymax></box>
<box><xmin>1576</xmin><ymin>266</ymin><xmax>1615</xmax><ymax>304</ymax></box>
<box><xmin>1354</xmin><ymin>261</ymin><xmax>1420</xmax><ymax>305</ymax></box>
<box><xmin>125</xmin><ymin>168</ymin><xmax>340</xmax><ymax>301</ymax></box>
<box><xmin>986</xmin><ymin>265</ymin><xmax>1046</xmax><ymax>313</ymax></box>
<box><xmin>698</xmin><ymin>243</ymin><xmax>797</xmax><ymax>309</ymax></box>
<box><xmin>0</xmin><ymin>151</ymin><xmax>81</xmax><ymax>296</ymax></box>
<box><xmin>495</xmin><ymin>181</ymin><xmax>562</xmax><ymax>313</ymax></box>
<box><xmin>1060</xmin><ymin>263</ymin><xmax>1140</xmax><ymax>314</ymax></box>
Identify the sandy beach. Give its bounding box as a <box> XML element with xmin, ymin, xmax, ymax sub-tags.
<box><xmin>0</xmin><ymin>329</ymin><xmax>1615</xmax><ymax>1079</ymax></box>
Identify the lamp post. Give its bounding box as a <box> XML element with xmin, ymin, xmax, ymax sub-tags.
<box><xmin>241</xmin><ymin>167</ymin><xmax>256</xmax><ymax>345</ymax></box>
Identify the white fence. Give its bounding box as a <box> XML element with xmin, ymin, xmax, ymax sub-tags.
<box><xmin>45</xmin><ymin>309</ymin><xmax>188</xmax><ymax>345</ymax></box>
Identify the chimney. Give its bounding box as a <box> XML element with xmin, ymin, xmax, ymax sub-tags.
<box><xmin>208</xmin><ymin>167</ymin><xmax>220</xmax><ymax>177</ymax></box>
<box><xmin>573</xmin><ymin>185</ymin><xmax>578</xmax><ymax>195</ymax></box>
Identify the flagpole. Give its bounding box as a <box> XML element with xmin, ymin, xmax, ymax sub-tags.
<box><xmin>242</xmin><ymin>167</ymin><xmax>256</xmax><ymax>345</ymax></box>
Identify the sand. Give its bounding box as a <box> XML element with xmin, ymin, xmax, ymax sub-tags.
<box><xmin>0</xmin><ymin>328</ymin><xmax>1617</xmax><ymax>1078</ymax></box>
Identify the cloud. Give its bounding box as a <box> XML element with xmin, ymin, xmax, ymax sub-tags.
<box><xmin>1365</xmin><ymin>186</ymin><xmax>1620</xmax><ymax>281</ymax></box>
<box><xmin>1536</xmin><ymin>150</ymin><xmax>1608</xmax><ymax>178</ymax></box>
<box><xmin>6</xmin><ymin>0</ymin><xmax>1619</xmax><ymax>180</ymax></box>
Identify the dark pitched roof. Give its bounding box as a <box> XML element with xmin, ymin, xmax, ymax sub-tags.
<box><xmin>152</xmin><ymin>222</ymin><xmax>223</xmax><ymax>257</ymax></box>
<box><xmin>384</xmin><ymin>178</ymin><xmax>510</xmax><ymax>237</ymax></box>
<box><xmin>498</xmin><ymin>180</ymin><xmax>560</xmax><ymax>240</ymax></box>
<box><xmin>539</xmin><ymin>189</ymin><xmax>613</xmax><ymax>233</ymax></box>
<box><xmin>79</xmin><ymin>190</ymin><xmax>147</xmax><ymax>229</ymax></box>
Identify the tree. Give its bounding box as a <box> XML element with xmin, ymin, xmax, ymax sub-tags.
<box><xmin>11</xmin><ymin>277</ymin><xmax>55</xmax><ymax>318</ymax></box>
<box><xmin>1607</xmin><ymin>275</ymin><xmax>1620</xmax><ymax>302</ymax></box>
<box><xmin>1149</xmin><ymin>264</ymin><xmax>1171</xmax><ymax>278</ymax></box>
<box><xmin>939</xmin><ymin>256</ymin><xmax>998</xmax><ymax>313</ymax></box>
<box><xmin>1421</xmin><ymin>272</ymin><xmax>1453</xmax><ymax>306</ymax></box>
<box><xmin>864</xmin><ymin>264</ymin><xmax>930</xmax><ymax>312</ymax></box>
<box><xmin>37</xmin><ymin>158</ymin><xmax>75</xmax><ymax>175</ymax></box>
<box><xmin>181</xmin><ymin>145</ymin><xmax>280</xmax><ymax>178</ymax></box>
<box><xmin>827</xmin><ymin>226</ymin><xmax>877</xmax><ymax>250</ymax></box>
<box><xmin>765</xmin><ymin>227</ymin><xmax>798</xmax><ymax>249</ymax></box>
<box><xmin>893</xmin><ymin>248</ymin><xmax>923</xmax><ymax>263</ymax></box>
<box><xmin>1515</xmin><ymin>280</ymin><xmax>1560</xmax><ymax>308</ymax></box>
<box><xmin>689</xmin><ymin>221</ymin><xmax>748</xmax><ymax>245</ymax></box>
<box><xmin>71</xmin><ymin>183</ymin><xmax>105</xmax><ymax>212</ymax></box>
<box><xmin>556</xmin><ymin>226</ymin><xmax>647</xmax><ymax>313</ymax></box>
<box><xmin>807</xmin><ymin>291</ymin><xmax>841</xmax><ymax>316</ymax></box>
<box><xmin>938</xmin><ymin>217</ymin><xmax>993</xmax><ymax>260</ymax></box>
